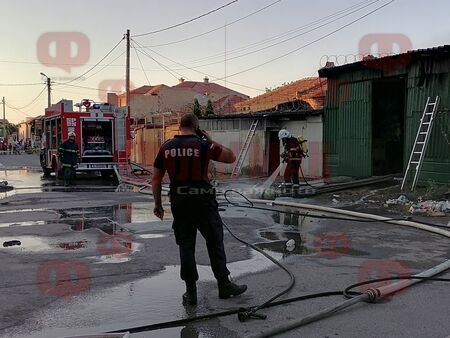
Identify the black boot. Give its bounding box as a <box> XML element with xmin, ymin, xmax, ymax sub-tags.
<box><xmin>182</xmin><ymin>283</ymin><xmax>197</xmax><ymax>306</ymax></box>
<box><xmin>218</xmin><ymin>278</ymin><xmax>247</xmax><ymax>299</ymax></box>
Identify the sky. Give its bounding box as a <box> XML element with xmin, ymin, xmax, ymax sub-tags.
<box><xmin>0</xmin><ymin>0</ymin><xmax>449</xmax><ymax>123</ymax></box>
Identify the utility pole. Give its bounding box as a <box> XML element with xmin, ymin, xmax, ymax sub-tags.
<box><xmin>126</xmin><ymin>29</ymin><xmax>130</xmax><ymax>118</ymax></box>
<box><xmin>1</xmin><ymin>97</ymin><xmax>5</xmax><ymax>138</ymax></box>
<box><xmin>125</xmin><ymin>29</ymin><xmax>131</xmax><ymax>161</ymax></box>
<box><xmin>40</xmin><ymin>72</ymin><xmax>51</xmax><ymax>108</ymax></box>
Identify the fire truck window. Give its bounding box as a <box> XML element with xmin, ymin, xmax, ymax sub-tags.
<box><xmin>81</xmin><ymin>120</ymin><xmax>113</xmax><ymax>157</ymax></box>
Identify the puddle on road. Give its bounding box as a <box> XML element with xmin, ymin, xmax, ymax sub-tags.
<box><xmin>0</xmin><ymin>169</ymin><xmax>118</xmax><ymax>198</ymax></box>
<box><xmin>0</xmin><ymin>236</ymin><xmax>52</xmax><ymax>252</ymax></box>
<box><xmin>0</xmin><ymin>236</ymin><xmax>93</xmax><ymax>253</ymax></box>
<box><xmin>15</xmin><ymin>251</ymin><xmax>282</xmax><ymax>338</ymax></box>
<box><xmin>64</xmin><ymin>203</ymin><xmax>172</xmax><ymax>228</ymax></box>
<box><xmin>139</xmin><ymin>234</ymin><xmax>167</xmax><ymax>239</ymax></box>
<box><xmin>0</xmin><ymin>220</ymin><xmax>46</xmax><ymax>227</ymax></box>
<box><xmin>58</xmin><ymin>240</ymin><xmax>87</xmax><ymax>250</ymax></box>
<box><xmin>256</xmin><ymin>230</ymin><xmax>313</xmax><ymax>256</ymax></box>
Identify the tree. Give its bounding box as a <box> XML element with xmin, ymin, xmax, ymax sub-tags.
<box><xmin>1</xmin><ymin>123</ymin><xmax>17</xmax><ymax>137</ymax></box>
<box><xmin>192</xmin><ymin>98</ymin><xmax>202</xmax><ymax>117</ymax></box>
<box><xmin>205</xmin><ymin>99</ymin><xmax>214</xmax><ymax>115</ymax></box>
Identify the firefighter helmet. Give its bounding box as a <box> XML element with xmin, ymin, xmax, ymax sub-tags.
<box><xmin>278</xmin><ymin>129</ymin><xmax>291</xmax><ymax>140</ymax></box>
<box><xmin>68</xmin><ymin>131</ymin><xmax>76</xmax><ymax>138</ymax></box>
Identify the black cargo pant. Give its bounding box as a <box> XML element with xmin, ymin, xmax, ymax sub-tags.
<box><xmin>62</xmin><ymin>164</ymin><xmax>76</xmax><ymax>185</ymax></box>
<box><xmin>170</xmin><ymin>191</ymin><xmax>230</xmax><ymax>286</ymax></box>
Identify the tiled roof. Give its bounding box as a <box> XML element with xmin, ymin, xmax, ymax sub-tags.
<box><xmin>235</xmin><ymin>77</ymin><xmax>327</xmax><ymax>112</ymax></box>
<box><xmin>173</xmin><ymin>81</ymin><xmax>249</xmax><ymax>98</ymax></box>
<box><xmin>212</xmin><ymin>95</ymin><xmax>247</xmax><ymax>115</ymax></box>
<box><xmin>145</xmin><ymin>84</ymin><xmax>170</xmax><ymax>95</ymax></box>
<box><xmin>130</xmin><ymin>85</ymin><xmax>155</xmax><ymax>95</ymax></box>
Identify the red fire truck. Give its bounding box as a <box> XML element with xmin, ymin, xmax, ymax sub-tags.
<box><xmin>40</xmin><ymin>99</ymin><xmax>130</xmax><ymax>177</ymax></box>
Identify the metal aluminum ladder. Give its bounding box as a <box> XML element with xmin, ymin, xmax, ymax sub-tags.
<box><xmin>231</xmin><ymin>119</ymin><xmax>259</xmax><ymax>177</ymax></box>
<box><xmin>401</xmin><ymin>96</ymin><xmax>440</xmax><ymax>191</ymax></box>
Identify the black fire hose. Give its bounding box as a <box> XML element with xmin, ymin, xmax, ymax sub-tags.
<box><xmin>105</xmin><ymin>276</ymin><xmax>450</xmax><ymax>335</ymax></box>
<box><xmin>221</xmin><ymin>190</ymin><xmax>296</xmax><ymax>320</ymax></box>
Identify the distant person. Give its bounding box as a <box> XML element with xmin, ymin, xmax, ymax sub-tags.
<box><xmin>58</xmin><ymin>131</ymin><xmax>79</xmax><ymax>186</ymax></box>
<box><xmin>152</xmin><ymin>113</ymin><xmax>247</xmax><ymax>306</ymax></box>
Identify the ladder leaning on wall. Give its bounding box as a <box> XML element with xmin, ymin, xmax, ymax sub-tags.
<box><xmin>401</xmin><ymin>96</ymin><xmax>440</xmax><ymax>191</ymax></box>
<box><xmin>231</xmin><ymin>119</ymin><xmax>259</xmax><ymax>177</ymax></box>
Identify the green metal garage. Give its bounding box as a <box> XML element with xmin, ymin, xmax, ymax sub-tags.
<box><xmin>319</xmin><ymin>45</ymin><xmax>450</xmax><ymax>184</ymax></box>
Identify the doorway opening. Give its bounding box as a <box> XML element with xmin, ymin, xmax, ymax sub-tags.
<box><xmin>372</xmin><ymin>78</ymin><xmax>406</xmax><ymax>175</ymax></box>
<box><xmin>267</xmin><ymin>131</ymin><xmax>280</xmax><ymax>175</ymax></box>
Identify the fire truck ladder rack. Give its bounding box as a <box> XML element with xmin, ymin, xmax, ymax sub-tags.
<box><xmin>231</xmin><ymin>119</ymin><xmax>259</xmax><ymax>177</ymax></box>
<box><xmin>401</xmin><ymin>96</ymin><xmax>440</xmax><ymax>192</ymax></box>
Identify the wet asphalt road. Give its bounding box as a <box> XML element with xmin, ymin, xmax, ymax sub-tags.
<box><xmin>0</xmin><ymin>164</ymin><xmax>449</xmax><ymax>338</ymax></box>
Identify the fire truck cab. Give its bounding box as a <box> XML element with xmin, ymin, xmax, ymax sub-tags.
<box><xmin>40</xmin><ymin>99</ymin><xmax>129</xmax><ymax>177</ymax></box>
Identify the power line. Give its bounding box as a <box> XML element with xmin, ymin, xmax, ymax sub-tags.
<box><xmin>0</xmin><ymin>59</ymin><xmax>127</xmax><ymax>68</ymax></box>
<box><xmin>138</xmin><ymin>0</ymin><xmax>376</xmax><ymax>67</ymax></box>
<box><xmin>8</xmin><ymin>86</ymin><xmax>47</xmax><ymax>110</ymax></box>
<box><xmin>137</xmin><ymin>0</ymin><xmax>382</xmax><ymax>70</ymax></box>
<box><xmin>132</xmin><ymin>39</ymin><xmax>264</xmax><ymax>92</ymax></box>
<box><xmin>217</xmin><ymin>0</ymin><xmax>396</xmax><ymax>80</ymax></box>
<box><xmin>0</xmin><ymin>82</ymin><xmax>43</xmax><ymax>87</ymax></box>
<box><xmin>133</xmin><ymin>45</ymin><xmax>185</xmax><ymax>81</ymax></box>
<box><xmin>132</xmin><ymin>0</ymin><xmax>239</xmax><ymax>37</ymax></box>
<box><xmin>53</xmin><ymin>82</ymin><xmax>124</xmax><ymax>93</ymax></box>
<box><xmin>132</xmin><ymin>42</ymin><xmax>151</xmax><ymax>85</ymax></box>
<box><xmin>52</xmin><ymin>88</ymin><xmax>94</xmax><ymax>97</ymax></box>
<box><xmin>144</xmin><ymin>0</ymin><xmax>282</xmax><ymax>47</ymax></box>
<box><xmin>5</xmin><ymin>103</ymin><xmax>33</xmax><ymax>118</ymax></box>
<box><xmin>57</xmin><ymin>38</ymin><xmax>125</xmax><ymax>86</ymax></box>
<box><xmin>79</xmin><ymin>50</ymin><xmax>126</xmax><ymax>82</ymax></box>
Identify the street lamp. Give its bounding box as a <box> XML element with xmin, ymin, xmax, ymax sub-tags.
<box><xmin>40</xmin><ymin>72</ymin><xmax>51</xmax><ymax>108</ymax></box>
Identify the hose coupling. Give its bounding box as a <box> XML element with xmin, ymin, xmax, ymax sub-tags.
<box><xmin>237</xmin><ymin>308</ymin><xmax>267</xmax><ymax>322</ymax></box>
<box><xmin>365</xmin><ymin>288</ymin><xmax>381</xmax><ymax>302</ymax></box>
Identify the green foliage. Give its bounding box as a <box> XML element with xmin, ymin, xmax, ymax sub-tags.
<box><xmin>1</xmin><ymin>123</ymin><xmax>17</xmax><ymax>137</ymax></box>
<box><xmin>192</xmin><ymin>98</ymin><xmax>202</xmax><ymax>117</ymax></box>
<box><xmin>205</xmin><ymin>99</ymin><xmax>214</xmax><ymax>115</ymax></box>
<box><xmin>6</xmin><ymin>123</ymin><xmax>18</xmax><ymax>134</ymax></box>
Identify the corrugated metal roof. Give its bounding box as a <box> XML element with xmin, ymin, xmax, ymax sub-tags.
<box><xmin>319</xmin><ymin>45</ymin><xmax>450</xmax><ymax>77</ymax></box>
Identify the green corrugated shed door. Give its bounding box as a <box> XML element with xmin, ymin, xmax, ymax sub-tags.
<box><xmin>337</xmin><ymin>80</ymin><xmax>372</xmax><ymax>177</ymax></box>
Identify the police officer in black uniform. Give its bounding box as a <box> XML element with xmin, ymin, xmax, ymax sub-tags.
<box><xmin>152</xmin><ymin>113</ymin><xmax>247</xmax><ymax>306</ymax></box>
<box><xmin>58</xmin><ymin>131</ymin><xmax>79</xmax><ymax>186</ymax></box>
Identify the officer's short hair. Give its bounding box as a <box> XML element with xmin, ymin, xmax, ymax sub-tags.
<box><xmin>180</xmin><ymin>113</ymin><xmax>199</xmax><ymax>130</ymax></box>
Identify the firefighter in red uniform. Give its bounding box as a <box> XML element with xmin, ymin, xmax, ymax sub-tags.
<box><xmin>152</xmin><ymin>113</ymin><xmax>247</xmax><ymax>306</ymax></box>
<box><xmin>279</xmin><ymin>129</ymin><xmax>303</xmax><ymax>189</ymax></box>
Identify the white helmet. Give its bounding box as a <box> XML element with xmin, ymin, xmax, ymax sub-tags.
<box><xmin>278</xmin><ymin>129</ymin><xmax>291</xmax><ymax>140</ymax></box>
<box><xmin>68</xmin><ymin>131</ymin><xmax>76</xmax><ymax>138</ymax></box>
